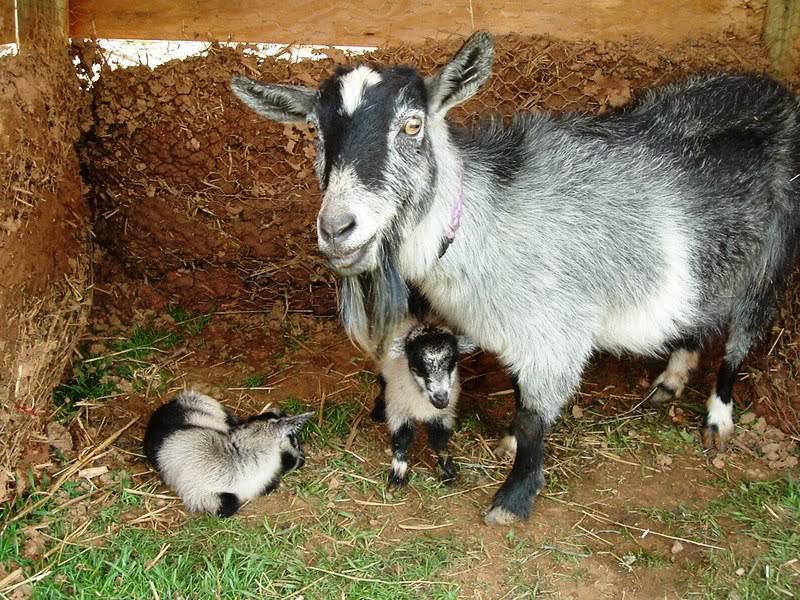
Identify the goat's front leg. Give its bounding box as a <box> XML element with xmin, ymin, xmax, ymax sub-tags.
<box><xmin>388</xmin><ymin>420</ymin><xmax>415</xmax><ymax>486</ymax></box>
<box><xmin>484</xmin><ymin>404</ymin><xmax>547</xmax><ymax>525</ymax></box>
<box><xmin>425</xmin><ymin>419</ymin><xmax>457</xmax><ymax>484</ymax></box>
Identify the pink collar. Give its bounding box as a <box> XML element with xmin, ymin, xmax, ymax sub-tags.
<box><xmin>439</xmin><ymin>165</ymin><xmax>464</xmax><ymax>258</ymax></box>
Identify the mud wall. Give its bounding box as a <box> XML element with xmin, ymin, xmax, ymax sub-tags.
<box><xmin>0</xmin><ymin>45</ymin><xmax>92</xmax><ymax>499</ymax></box>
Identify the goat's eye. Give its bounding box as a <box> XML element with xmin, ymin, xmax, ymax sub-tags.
<box><xmin>402</xmin><ymin>117</ymin><xmax>423</xmax><ymax>136</ymax></box>
<box><xmin>306</xmin><ymin>122</ymin><xmax>317</xmax><ymax>138</ymax></box>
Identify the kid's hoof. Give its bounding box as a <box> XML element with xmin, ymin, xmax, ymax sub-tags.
<box><xmin>389</xmin><ymin>458</ymin><xmax>409</xmax><ymax>487</ymax></box>
<box><xmin>650</xmin><ymin>383</ymin><xmax>677</xmax><ymax>405</ymax></box>
<box><xmin>483</xmin><ymin>505</ymin><xmax>524</xmax><ymax>526</ymax></box>
<box><xmin>388</xmin><ymin>470</ymin><xmax>408</xmax><ymax>487</ymax></box>
<box><xmin>439</xmin><ymin>457</ymin><xmax>457</xmax><ymax>486</ymax></box>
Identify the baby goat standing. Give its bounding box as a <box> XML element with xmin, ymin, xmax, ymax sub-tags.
<box><xmin>144</xmin><ymin>390</ymin><xmax>313</xmax><ymax>516</ymax></box>
<box><xmin>232</xmin><ymin>32</ymin><xmax>800</xmax><ymax>526</ymax></box>
<box><xmin>372</xmin><ymin>321</ymin><xmax>475</xmax><ymax>485</ymax></box>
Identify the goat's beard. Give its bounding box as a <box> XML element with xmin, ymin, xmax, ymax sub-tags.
<box><xmin>339</xmin><ymin>239</ymin><xmax>408</xmax><ymax>358</ymax></box>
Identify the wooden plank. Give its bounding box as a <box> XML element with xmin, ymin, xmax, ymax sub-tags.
<box><xmin>69</xmin><ymin>0</ymin><xmax>762</xmax><ymax>46</ymax></box>
<box><xmin>764</xmin><ymin>0</ymin><xmax>800</xmax><ymax>77</ymax></box>
<box><xmin>16</xmin><ymin>0</ymin><xmax>69</xmax><ymax>48</ymax></box>
<box><xmin>1</xmin><ymin>0</ymin><xmax>15</xmax><ymax>44</ymax></box>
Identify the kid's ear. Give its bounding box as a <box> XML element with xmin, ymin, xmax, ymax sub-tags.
<box><xmin>456</xmin><ymin>335</ymin><xmax>477</xmax><ymax>355</ymax></box>
<box><xmin>278</xmin><ymin>411</ymin><xmax>315</xmax><ymax>435</ymax></box>
<box><xmin>388</xmin><ymin>336</ymin><xmax>406</xmax><ymax>359</ymax></box>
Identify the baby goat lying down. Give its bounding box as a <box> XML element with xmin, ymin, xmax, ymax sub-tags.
<box><xmin>372</xmin><ymin>321</ymin><xmax>475</xmax><ymax>485</ymax></box>
<box><xmin>144</xmin><ymin>390</ymin><xmax>313</xmax><ymax>517</ymax></box>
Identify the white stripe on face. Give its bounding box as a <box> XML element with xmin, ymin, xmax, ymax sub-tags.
<box><xmin>339</xmin><ymin>66</ymin><xmax>382</xmax><ymax>116</ymax></box>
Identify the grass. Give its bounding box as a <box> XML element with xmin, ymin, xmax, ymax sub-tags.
<box><xmin>52</xmin><ymin>309</ymin><xmax>213</xmax><ymax>420</ymax></box>
<box><xmin>637</xmin><ymin>477</ymin><xmax>799</xmax><ymax>597</ymax></box>
<box><xmin>240</xmin><ymin>374</ymin><xmax>266</xmax><ymax>388</ymax></box>
<box><xmin>2</xmin><ymin>500</ymin><xmax>462</xmax><ymax>600</ymax></box>
<box><xmin>282</xmin><ymin>397</ymin><xmax>360</xmax><ymax>446</ymax></box>
<box><xmin>166</xmin><ymin>304</ymin><xmax>214</xmax><ymax>336</ymax></box>
<box><xmin>698</xmin><ymin>477</ymin><xmax>800</xmax><ymax>599</ymax></box>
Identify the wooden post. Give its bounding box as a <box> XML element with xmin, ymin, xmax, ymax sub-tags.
<box><xmin>765</xmin><ymin>0</ymin><xmax>800</xmax><ymax>78</ymax></box>
<box><xmin>15</xmin><ymin>0</ymin><xmax>68</xmax><ymax>50</ymax></box>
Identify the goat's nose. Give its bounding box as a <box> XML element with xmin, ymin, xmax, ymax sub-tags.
<box><xmin>319</xmin><ymin>213</ymin><xmax>357</xmax><ymax>246</ymax></box>
<box><xmin>432</xmin><ymin>391</ymin><xmax>450</xmax><ymax>408</ymax></box>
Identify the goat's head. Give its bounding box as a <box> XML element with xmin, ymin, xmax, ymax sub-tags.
<box><xmin>388</xmin><ymin>323</ymin><xmax>476</xmax><ymax>409</ymax></box>
<box><xmin>231</xmin><ymin>31</ymin><xmax>494</xmax><ymax>277</ymax></box>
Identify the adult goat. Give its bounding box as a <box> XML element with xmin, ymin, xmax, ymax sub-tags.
<box><xmin>231</xmin><ymin>32</ymin><xmax>800</xmax><ymax>525</ymax></box>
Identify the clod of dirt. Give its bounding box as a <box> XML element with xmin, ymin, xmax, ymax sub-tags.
<box><xmin>21</xmin><ymin>528</ymin><xmax>46</xmax><ymax>561</ymax></box>
<box><xmin>46</xmin><ymin>421</ymin><xmax>74</xmax><ymax>453</ymax></box>
<box><xmin>734</xmin><ymin>412</ymin><xmax>799</xmax><ymax>470</ymax></box>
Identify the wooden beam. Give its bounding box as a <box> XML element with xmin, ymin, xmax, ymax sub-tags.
<box><xmin>764</xmin><ymin>0</ymin><xmax>800</xmax><ymax>77</ymax></box>
<box><xmin>0</xmin><ymin>0</ymin><xmax>13</xmax><ymax>44</ymax></box>
<box><xmin>68</xmin><ymin>0</ymin><xmax>761</xmax><ymax>47</ymax></box>
<box><xmin>15</xmin><ymin>0</ymin><xmax>69</xmax><ymax>49</ymax></box>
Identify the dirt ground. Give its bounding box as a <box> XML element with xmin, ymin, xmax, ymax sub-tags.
<box><xmin>7</xmin><ymin>280</ymin><xmax>793</xmax><ymax>598</ymax></box>
<box><xmin>2</xmin><ymin>30</ymin><xmax>800</xmax><ymax>599</ymax></box>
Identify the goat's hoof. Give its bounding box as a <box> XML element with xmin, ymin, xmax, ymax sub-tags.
<box><xmin>388</xmin><ymin>470</ymin><xmax>408</xmax><ymax>487</ymax></box>
<box><xmin>493</xmin><ymin>434</ymin><xmax>517</xmax><ymax>460</ymax></box>
<box><xmin>650</xmin><ymin>383</ymin><xmax>677</xmax><ymax>405</ymax></box>
<box><xmin>702</xmin><ymin>422</ymin><xmax>732</xmax><ymax>453</ymax></box>
<box><xmin>439</xmin><ymin>457</ymin><xmax>457</xmax><ymax>486</ymax></box>
<box><xmin>483</xmin><ymin>505</ymin><xmax>524</xmax><ymax>527</ymax></box>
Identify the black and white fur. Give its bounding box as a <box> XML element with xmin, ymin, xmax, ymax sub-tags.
<box><xmin>231</xmin><ymin>32</ymin><xmax>800</xmax><ymax>525</ymax></box>
<box><xmin>371</xmin><ymin>320</ymin><xmax>475</xmax><ymax>486</ymax></box>
<box><xmin>143</xmin><ymin>390</ymin><xmax>313</xmax><ymax>517</ymax></box>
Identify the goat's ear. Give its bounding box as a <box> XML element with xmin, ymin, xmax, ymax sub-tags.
<box><xmin>425</xmin><ymin>30</ymin><xmax>494</xmax><ymax>115</ymax></box>
<box><xmin>456</xmin><ymin>335</ymin><xmax>477</xmax><ymax>355</ymax></box>
<box><xmin>387</xmin><ymin>336</ymin><xmax>406</xmax><ymax>359</ymax></box>
<box><xmin>231</xmin><ymin>75</ymin><xmax>316</xmax><ymax>123</ymax></box>
<box><xmin>277</xmin><ymin>411</ymin><xmax>315</xmax><ymax>436</ymax></box>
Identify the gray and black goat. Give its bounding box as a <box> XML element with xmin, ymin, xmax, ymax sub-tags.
<box><xmin>232</xmin><ymin>31</ymin><xmax>800</xmax><ymax>525</ymax></box>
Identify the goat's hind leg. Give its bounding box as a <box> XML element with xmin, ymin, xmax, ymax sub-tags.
<box><xmin>705</xmin><ymin>266</ymin><xmax>789</xmax><ymax>451</ymax></box>
<box><xmin>651</xmin><ymin>341</ymin><xmax>701</xmax><ymax>404</ymax></box>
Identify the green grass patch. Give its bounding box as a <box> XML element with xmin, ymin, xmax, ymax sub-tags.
<box><xmin>240</xmin><ymin>374</ymin><xmax>266</xmax><ymax>388</ymax></box>
<box><xmin>281</xmin><ymin>397</ymin><xmax>360</xmax><ymax>446</ymax></box>
<box><xmin>7</xmin><ymin>507</ymin><xmax>460</xmax><ymax>600</ymax></box>
<box><xmin>53</xmin><ymin>319</ymin><xmax>188</xmax><ymax>419</ymax></box>
<box><xmin>166</xmin><ymin>305</ymin><xmax>214</xmax><ymax>336</ymax></box>
<box><xmin>638</xmin><ymin>477</ymin><xmax>799</xmax><ymax>598</ymax></box>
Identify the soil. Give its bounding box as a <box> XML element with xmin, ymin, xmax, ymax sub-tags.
<box><xmin>45</xmin><ymin>294</ymin><xmax>799</xmax><ymax>598</ymax></box>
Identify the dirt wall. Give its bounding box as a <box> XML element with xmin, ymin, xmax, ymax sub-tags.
<box><xmin>0</xmin><ymin>45</ymin><xmax>92</xmax><ymax>499</ymax></box>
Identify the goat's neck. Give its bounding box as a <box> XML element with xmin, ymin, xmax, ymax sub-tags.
<box><xmin>398</xmin><ymin>118</ymin><xmax>465</xmax><ymax>282</ymax></box>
